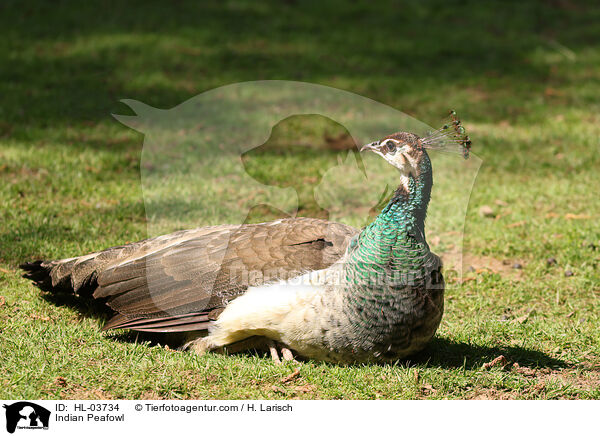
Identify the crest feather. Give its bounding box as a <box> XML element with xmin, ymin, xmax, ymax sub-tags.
<box><xmin>420</xmin><ymin>110</ymin><xmax>471</xmax><ymax>159</ymax></box>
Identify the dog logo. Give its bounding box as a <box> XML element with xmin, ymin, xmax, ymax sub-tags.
<box><xmin>3</xmin><ymin>402</ymin><xmax>50</xmax><ymax>433</ymax></box>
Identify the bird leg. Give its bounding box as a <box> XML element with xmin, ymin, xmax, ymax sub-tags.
<box><xmin>281</xmin><ymin>347</ymin><xmax>298</xmax><ymax>363</ymax></box>
<box><xmin>267</xmin><ymin>340</ymin><xmax>282</xmax><ymax>364</ymax></box>
<box><xmin>267</xmin><ymin>340</ymin><xmax>298</xmax><ymax>364</ymax></box>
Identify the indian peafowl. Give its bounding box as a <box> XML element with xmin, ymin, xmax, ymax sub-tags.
<box><xmin>20</xmin><ymin>112</ymin><xmax>471</xmax><ymax>364</ymax></box>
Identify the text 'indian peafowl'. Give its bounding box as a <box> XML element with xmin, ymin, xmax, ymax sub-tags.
<box><xmin>21</xmin><ymin>112</ymin><xmax>471</xmax><ymax>364</ymax></box>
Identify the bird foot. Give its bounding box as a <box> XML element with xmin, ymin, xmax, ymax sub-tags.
<box><xmin>267</xmin><ymin>340</ymin><xmax>297</xmax><ymax>365</ymax></box>
<box><xmin>181</xmin><ymin>336</ymin><xmax>217</xmax><ymax>355</ymax></box>
<box><xmin>182</xmin><ymin>336</ymin><xmax>297</xmax><ymax>364</ymax></box>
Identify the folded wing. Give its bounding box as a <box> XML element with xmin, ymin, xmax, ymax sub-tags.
<box><xmin>22</xmin><ymin>217</ymin><xmax>357</xmax><ymax>332</ymax></box>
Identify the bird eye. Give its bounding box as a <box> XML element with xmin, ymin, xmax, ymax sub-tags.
<box><xmin>386</xmin><ymin>141</ymin><xmax>397</xmax><ymax>153</ymax></box>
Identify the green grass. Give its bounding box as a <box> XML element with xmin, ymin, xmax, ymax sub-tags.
<box><xmin>1</xmin><ymin>0</ymin><xmax>599</xmax><ymax>399</ymax></box>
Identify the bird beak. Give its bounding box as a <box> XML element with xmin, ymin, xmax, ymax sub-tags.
<box><xmin>360</xmin><ymin>141</ymin><xmax>379</xmax><ymax>152</ymax></box>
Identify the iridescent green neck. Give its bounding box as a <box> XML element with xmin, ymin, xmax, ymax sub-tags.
<box><xmin>344</xmin><ymin>154</ymin><xmax>433</xmax><ymax>283</ymax></box>
<box><xmin>380</xmin><ymin>155</ymin><xmax>432</xmax><ymax>238</ymax></box>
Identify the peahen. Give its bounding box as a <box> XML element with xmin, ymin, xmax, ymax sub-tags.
<box><xmin>20</xmin><ymin>112</ymin><xmax>471</xmax><ymax>364</ymax></box>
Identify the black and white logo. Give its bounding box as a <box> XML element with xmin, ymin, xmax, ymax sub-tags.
<box><xmin>3</xmin><ymin>402</ymin><xmax>50</xmax><ymax>433</ymax></box>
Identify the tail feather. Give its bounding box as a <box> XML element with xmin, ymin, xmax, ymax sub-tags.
<box><xmin>19</xmin><ymin>236</ymin><xmax>220</xmax><ymax>335</ymax></box>
<box><xmin>19</xmin><ymin>239</ymin><xmax>144</xmax><ymax>295</ymax></box>
<box><xmin>20</xmin><ymin>253</ymin><xmax>115</xmax><ymax>295</ymax></box>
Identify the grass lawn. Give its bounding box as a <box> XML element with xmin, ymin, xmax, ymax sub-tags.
<box><xmin>0</xmin><ymin>0</ymin><xmax>599</xmax><ymax>399</ymax></box>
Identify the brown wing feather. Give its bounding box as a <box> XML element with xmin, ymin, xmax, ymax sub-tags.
<box><xmin>97</xmin><ymin>218</ymin><xmax>356</xmax><ymax>318</ymax></box>
<box><xmin>102</xmin><ymin>311</ymin><xmax>212</xmax><ymax>333</ymax></box>
<box><xmin>23</xmin><ymin>217</ymin><xmax>357</xmax><ymax>332</ymax></box>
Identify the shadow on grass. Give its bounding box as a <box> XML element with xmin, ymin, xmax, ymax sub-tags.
<box><xmin>409</xmin><ymin>336</ymin><xmax>568</xmax><ymax>370</ymax></box>
<box><xmin>98</xmin><ymin>319</ymin><xmax>570</xmax><ymax>370</ymax></box>
<box><xmin>40</xmin><ymin>289</ymin><xmax>113</xmax><ymax>322</ymax></box>
<box><xmin>2</xmin><ymin>0</ymin><xmax>599</xmax><ymax>135</ymax></box>
<box><xmin>31</xmin><ymin>270</ymin><xmax>567</xmax><ymax>370</ymax></box>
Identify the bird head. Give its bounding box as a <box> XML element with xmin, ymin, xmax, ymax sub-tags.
<box><xmin>360</xmin><ymin>131</ymin><xmax>424</xmax><ymax>180</ymax></box>
<box><xmin>361</xmin><ymin>111</ymin><xmax>471</xmax><ymax>188</ymax></box>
